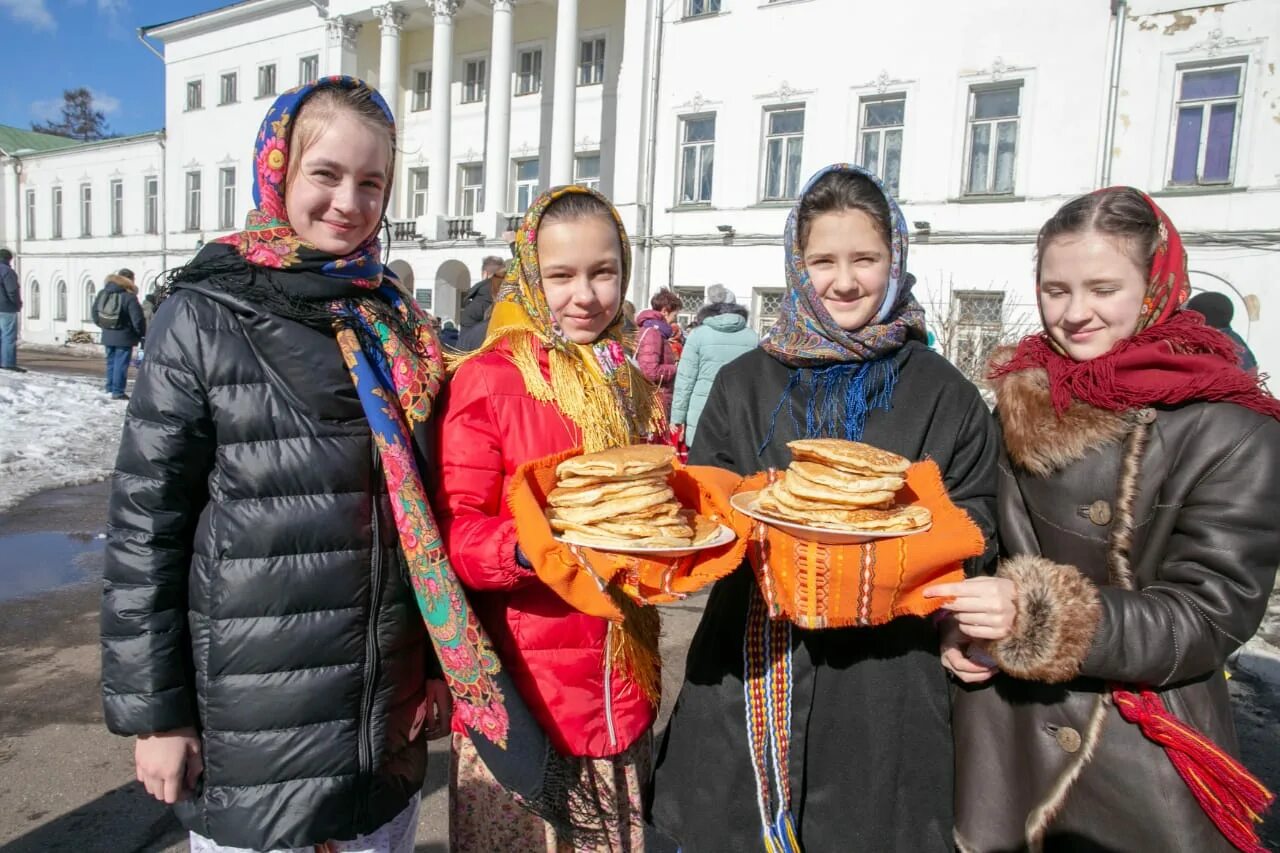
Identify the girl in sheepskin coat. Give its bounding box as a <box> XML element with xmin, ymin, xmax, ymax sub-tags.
<box><xmin>938</xmin><ymin>187</ymin><xmax>1280</xmax><ymax>852</ymax></box>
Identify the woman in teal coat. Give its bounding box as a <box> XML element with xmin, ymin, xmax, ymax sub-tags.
<box><xmin>670</xmin><ymin>284</ymin><xmax>759</xmax><ymax>447</ymax></box>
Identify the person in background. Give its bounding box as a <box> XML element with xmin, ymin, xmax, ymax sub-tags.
<box><xmin>669</xmin><ymin>322</ymin><xmax>685</xmax><ymax>359</ymax></box>
<box><xmin>1187</xmin><ymin>291</ymin><xmax>1257</xmax><ymax>372</ymax></box>
<box><xmin>439</xmin><ymin>318</ymin><xmax>461</xmax><ymax>350</ymax></box>
<box><xmin>635</xmin><ymin>288</ymin><xmax>684</xmax><ymax>417</ymax></box>
<box><xmin>459</xmin><ymin>255</ymin><xmax>507</xmax><ymax>334</ymax></box>
<box><xmin>669</xmin><ymin>285</ymin><xmax>758</xmax><ymax>448</ymax></box>
<box><xmin>0</xmin><ymin>248</ymin><xmax>24</xmax><ymax>372</ymax></box>
<box><xmin>622</xmin><ymin>299</ymin><xmax>638</xmax><ymax>333</ymax></box>
<box><xmin>92</xmin><ymin>268</ymin><xmax>146</xmax><ymax>400</ymax></box>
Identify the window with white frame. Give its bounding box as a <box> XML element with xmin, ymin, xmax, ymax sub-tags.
<box><xmin>27</xmin><ymin>281</ymin><xmax>40</xmax><ymax>319</ymax></box>
<box><xmin>512</xmin><ymin>159</ymin><xmax>540</xmax><ymax>213</ymax></box>
<box><xmin>752</xmin><ymin>287</ymin><xmax>785</xmax><ymax>335</ymax></box>
<box><xmin>185</xmin><ymin>171</ymin><xmax>202</xmax><ymax>231</ymax></box>
<box><xmin>762</xmin><ymin>106</ymin><xmax>805</xmax><ymax>201</ymax></box>
<box><xmin>410</xmin><ymin>168</ymin><xmax>429</xmax><ymax>217</ymax></box>
<box><xmin>411</xmin><ymin>68</ymin><xmax>431</xmax><ymax>111</ymax></box>
<box><xmin>219</xmin><ymin>167</ymin><xmax>237</xmax><ymax>230</ymax></box>
<box><xmin>79</xmin><ymin>183</ymin><xmax>92</xmax><ymax>237</ymax></box>
<box><xmin>25</xmin><ymin>190</ymin><xmax>35</xmax><ymax>240</ymax></box>
<box><xmin>51</xmin><ymin>187</ymin><xmax>62</xmax><ymax>239</ymax></box>
<box><xmin>965</xmin><ymin>85</ymin><xmax>1020</xmax><ymax>195</ymax></box>
<box><xmin>574</xmin><ymin>153</ymin><xmax>601</xmax><ymax>191</ymax></box>
<box><xmin>949</xmin><ymin>290</ymin><xmax>1005</xmax><ymax>382</ymax></box>
<box><xmin>1169</xmin><ymin>62</ymin><xmax>1245</xmax><ymax>187</ymax></box>
<box><xmin>258</xmin><ymin>64</ymin><xmax>277</xmax><ymax>98</ymax></box>
<box><xmin>578</xmin><ymin>37</ymin><xmax>605</xmax><ymax>86</ymax></box>
<box><xmin>144</xmin><ymin>176</ymin><xmax>159</xmax><ymax>234</ymax></box>
<box><xmin>685</xmin><ymin>0</ymin><xmax>721</xmax><ymax>17</ymax></box>
<box><xmin>462</xmin><ymin>59</ymin><xmax>487</xmax><ymax>104</ymax></box>
<box><xmin>299</xmin><ymin>54</ymin><xmax>319</xmax><ymax>86</ymax></box>
<box><xmin>457</xmin><ymin>163</ymin><xmax>483</xmax><ymax>217</ymax></box>
<box><xmin>516</xmin><ymin>47</ymin><xmax>542</xmax><ymax>96</ymax></box>
<box><xmin>83</xmin><ymin>281</ymin><xmax>96</xmax><ymax>323</ymax></box>
<box><xmin>109</xmin><ymin>179</ymin><xmax>123</xmax><ymax>236</ymax></box>
<box><xmin>674</xmin><ymin>286</ymin><xmax>706</xmax><ymax>327</ymax></box>
<box><xmin>679</xmin><ymin>114</ymin><xmax>715</xmax><ymax>204</ymax></box>
<box><xmin>55</xmin><ymin>280</ymin><xmax>67</xmax><ymax>321</ymax></box>
<box><xmin>220</xmin><ymin>72</ymin><xmax>238</xmax><ymax>105</ymax></box>
<box><xmin>186</xmin><ymin>80</ymin><xmax>203</xmax><ymax>111</ymax></box>
<box><xmin>858</xmin><ymin>95</ymin><xmax>904</xmax><ymax>197</ymax></box>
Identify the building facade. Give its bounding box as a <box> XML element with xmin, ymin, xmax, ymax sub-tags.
<box><xmin>1</xmin><ymin>0</ymin><xmax>1276</xmax><ymax>378</ymax></box>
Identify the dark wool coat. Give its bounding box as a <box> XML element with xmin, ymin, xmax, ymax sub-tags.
<box><xmin>101</xmin><ymin>281</ymin><xmax>440</xmax><ymax>850</ymax></box>
<box><xmin>94</xmin><ymin>274</ymin><xmax>147</xmax><ymax>348</ymax></box>
<box><xmin>952</xmin><ymin>348</ymin><xmax>1280</xmax><ymax>852</ymax></box>
<box><xmin>651</xmin><ymin>341</ymin><xmax>999</xmax><ymax>852</ymax></box>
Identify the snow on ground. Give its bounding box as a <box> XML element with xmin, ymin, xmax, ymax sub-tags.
<box><xmin>0</xmin><ymin>370</ymin><xmax>124</xmax><ymax>512</ymax></box>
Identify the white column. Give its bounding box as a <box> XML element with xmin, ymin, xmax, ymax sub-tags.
<box><xmin>548</xmin><ymin>0</ymin><xmax>578</xmax><ymax>185</ymax></box>
<box><xmin>482</xmin><ymin>0</ymin><xmax>516</xmax><ymax>224</ymax></box>
<box><xmin>375</xmin><ymin>5</ymin><xmax>407</xmax><ymax>117</ymax></box>
<box><xmin>426</xmin><ymin>0</ymin><xmax>462</xmax><ymax>233</ymax></box>
<box><xmin>325</xmin><ymin>15</ymin><xmax>360</xmax><ymax>77</ymax></box>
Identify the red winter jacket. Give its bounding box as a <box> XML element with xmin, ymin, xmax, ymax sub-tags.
<box><xmin>433</xmin><ymin>344</ymin><xmax>656</xmax><ymax>758</ymax></box>
<box><xmin>635</xmin><ymin>309</ymin><xmax>677</xmax><ymax>417</ymax></box>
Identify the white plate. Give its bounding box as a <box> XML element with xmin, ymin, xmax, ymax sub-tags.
<box><xmin>729</xmin><ymin>491</ymin><xmax>932</xmax><ymax>546</ymax></box>
<box><xmin>554</xmin><ymin>523</ymin><xmax>736</xmax><ymax>558</ymax></box>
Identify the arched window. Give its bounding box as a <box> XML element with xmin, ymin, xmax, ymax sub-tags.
<box><xmin>55</xmin><ymin>280</ymin><xmax>67</xmax><ymax>321</ymax></box>
<box><xmin>83</xmin><ymin>281</ymin><xmax>96</xmax><ymax>324</ymax></box>
<box><xmin>27</xmin><ymin>281</ymin><xmax>40</xmax><ymax>319</ymax></box>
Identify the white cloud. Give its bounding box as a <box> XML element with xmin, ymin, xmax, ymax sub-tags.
<box><xmin>29</xmin><ymin>97</ymin><xmax>63</xmax><ymax>123</ymax></box>
<box><xmin>87</xmin><ymin>88</ymin><xmax>121</xmax><ymax>115</ymax></box>
<box><xmin>0</xmin><ymin>0</ymin><xmax>56</xmax><ymax>31</ymax></box>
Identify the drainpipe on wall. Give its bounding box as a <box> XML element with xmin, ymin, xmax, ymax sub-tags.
<box><xmin>1100</xmin><ymin>0</ymin><xmax>1127</xmax><ymax>187</ymax></box>
<box><xmin>159</xmin><ymin>133</ymin><xmax>168</xmax><ymax>276</ymax></box>
<box><xmin>136</xmin><ymin>28</ymin><xmax>165</xmax><ymax>62</ymax></box>
<box><xmin>11</xmin><ymin>157</ymin><xmax>23</xmax><ymax>276</ymax></box>
<box><xmin>634</xmin><ymin>0</ymin><xmax>666</xmax><ymax>307</ymax></box>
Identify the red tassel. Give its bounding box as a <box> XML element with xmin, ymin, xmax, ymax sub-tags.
<box><xmin>1113</xmin><ymin>688</ymin><xmax>1274</xmax><ymax>853</ymax></box>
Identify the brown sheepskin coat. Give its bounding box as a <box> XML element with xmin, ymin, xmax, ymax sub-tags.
<box><xmin>952</xmin><ymin>347</ymin><xmax>1280</xmax><ymax>853</ymax></box>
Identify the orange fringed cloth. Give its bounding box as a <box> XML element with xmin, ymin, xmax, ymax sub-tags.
<box><xmin>505</xmin><ymin>447</ymin><xmax>747</xmax><ymax>620</ymax></box>
<box><xmin>728</xmin><ymin>459</ymin><xmax>985</xmax><ymax>629</ymax></box>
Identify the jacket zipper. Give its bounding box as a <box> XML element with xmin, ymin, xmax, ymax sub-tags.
<box><xmin>603</xmin><ymin>631</ymin><xmax>619</xmax><ymax>750</ymax></box>
<box><xmin>356</xmin><ymin>448</ymin><xmax>385</xmax><ymax>826</ymax></box>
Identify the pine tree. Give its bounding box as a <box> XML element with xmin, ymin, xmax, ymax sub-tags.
<box><xmin>31</xmin><ymin>88</ymin><xmax>114</xmax><ymax>141</ymax></box>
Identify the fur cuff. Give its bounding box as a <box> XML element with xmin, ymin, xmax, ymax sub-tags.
<box><xmin>991</xmin><ymin>554</ymin><xmax>1102</xmax><ymax>683</ymax></box>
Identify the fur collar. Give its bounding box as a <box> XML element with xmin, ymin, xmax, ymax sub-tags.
<box><xmin>991</xmin><ymin>345</ymin><xmax>1130</xmax><ymax>478</ymax></box>
<box><xmin>105</xmin><ymin>273</ymin><xmax>137</xmax><ymax>293</ymax></box>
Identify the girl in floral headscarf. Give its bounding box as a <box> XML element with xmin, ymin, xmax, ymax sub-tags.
<box><xmin>651</xmin><ymin>164</ymin><xmax>999</xmax><ymax>851</ymax></box>
<box><xmin>101</xmin><ymin>77</ymin><xmax>510</xmax><ymax>852</ymax></box>
<box><xmin>434</xmin><ymin>186</ymin><xmax>664</xmax><ymax>851</ymax></box>
<box><xmin>944</xmin><ymin>187</ymin><xmax>1280</xmax><ymax>852</ymax></box>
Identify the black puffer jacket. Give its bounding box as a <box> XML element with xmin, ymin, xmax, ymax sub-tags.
<box><xmin>101</xmin><ymin>275</ymin><xmax>439</xmax><ymax>849</ymax></box>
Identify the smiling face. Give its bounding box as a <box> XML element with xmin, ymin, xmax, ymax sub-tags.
<box><xmin>801</xmin><ymin>209</ymin><xmax>892</xmax><ymax>331</ymax></box>
<box><xmin>1038</xmin><ymin>229</ymin><xmax>1148</xmax><ymax>361</ymax></box>
<box><xmin>284</xmin><ymin>112</ymin><xmax>390</xmax><ymax>256</ymax></box>
<box><xmin>538</xmin><ymin>215</ymin><xmax>624</xmax><ymax>344</ymax></box>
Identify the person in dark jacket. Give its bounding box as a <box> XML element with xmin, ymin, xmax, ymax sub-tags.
<box><xmin>438</xmin><ymin>317</ymin><xmax>460</xmax><ymax>350</ymax></box>
<box><xmin>92</xmin><ymin>268</ymin><xmax>146</xmax><ymax>399</ymax></box>
<box><xmin>651</xmin><ymin>165</ymin><xmax>998</xmax><ymax>852</ymax></box>
<box><xmin>1187</xmin><ymin>290</ymin><xmax>1257</xmax><ymax>372</ymax></box>
<box><xmin>456</xmin><ymin>255</ymin><xmax>506</xmax><ymax>347</ymax></box>
<box><xmin>0</xmin><ymin>247</ymin><xmax>23</xmax><ymax>371</ymax></box>
<box><xmin>99</xmin><ymin>78</ymin><xmax>493</xmax><ymax>853</ymax></box>
<box><xmin>941</xmin><ymin>188</ymin><xmax>1280</xmax><ymax>852</ymax></box>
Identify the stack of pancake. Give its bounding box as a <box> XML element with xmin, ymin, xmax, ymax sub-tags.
<box><xmin>545</xmin><ymin>445</ymin><xmax>719</xmax><ymax>549</ymax></box>
<box><xmin>755</xmin><ymin>438</ymin><xmax>932</xmax><ymax>532</ymax></box>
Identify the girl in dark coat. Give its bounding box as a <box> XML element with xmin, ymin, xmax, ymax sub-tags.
<box><xmin>99</xmin><ymin>78</ymin><xmax>511</xmax><ymax>851</ymax></box>
<box><xmin>941</xmin><ymin>188</ymin><xmax>1280</xmax><ymax>852</ymax></box>
<box><xmin>650</xmin><ymin>164</ymin><xmax>999</xmax><ymax>852</ymax></box>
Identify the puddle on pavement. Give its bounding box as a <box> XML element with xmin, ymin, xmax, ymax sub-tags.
<box><xmin>0</xmin><ymin>532</ymin><xmax>105</xmax><ymax>603</ymax></box>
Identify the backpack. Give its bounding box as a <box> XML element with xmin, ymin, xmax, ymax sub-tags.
<box><xmin>94</xmin><ymin>288</ymin><xmax>126</xmax><ymax>330</ymax></box>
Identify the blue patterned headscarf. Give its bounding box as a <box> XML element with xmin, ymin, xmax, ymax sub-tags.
<box><xmin>760</xmin><ymin>164</ymin><xmax>926</xmax><ymax>368</ymax></box>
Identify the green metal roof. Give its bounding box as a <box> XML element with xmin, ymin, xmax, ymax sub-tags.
<box><xmin>0</xmin><ymin>125</ymin><xmax>83</xmax><ymax>156</ymax></box>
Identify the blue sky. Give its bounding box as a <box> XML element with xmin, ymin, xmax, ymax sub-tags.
<box><xmin>0</xmin><ymin>0</ymin><xmax>221</xmax><ymax>136</ymax></box>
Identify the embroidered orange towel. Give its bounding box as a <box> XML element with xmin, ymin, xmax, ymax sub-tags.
<box><xmin>507</xmin><ymin>448</ymin><xmax>747</xmax><ymax>621</ymax></box>
<box><xmin>729</xmin><ymin>459</ymin><xmax>985</xmax><ymax>629</ymax></box>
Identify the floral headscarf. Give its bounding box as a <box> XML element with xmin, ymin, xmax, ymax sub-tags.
<box><xmin>456</xmin><ymin>184</ymin><xmax>665</xmax><ymax>451</ymax></box>
<box><xmin>761</xmin><ymin>163</ymin><xmax>926</xmax><ymax>368</ymax></box>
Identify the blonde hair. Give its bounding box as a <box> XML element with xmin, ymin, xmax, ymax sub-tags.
<box><xmin>286</xmin><ymin>85</ymin><xmax>398</xmax><ymax>217</ymax></box>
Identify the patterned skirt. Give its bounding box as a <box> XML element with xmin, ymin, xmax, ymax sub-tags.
<box><xmin>449</xmin><ymin>732</ymin><xmax>651</xmax><ymax>853</ymax></box>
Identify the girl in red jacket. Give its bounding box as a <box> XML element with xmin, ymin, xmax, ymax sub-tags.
<box><xmin>435</xmin><ymin>185</ymin><xmax>665</xmax><ymax>851</ymax></box>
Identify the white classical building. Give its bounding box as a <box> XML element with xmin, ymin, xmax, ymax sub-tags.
<box><xmin>1</xmin><ymin>0</ymin><xmax>1277</xmax><ymax>379</ymax></box>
